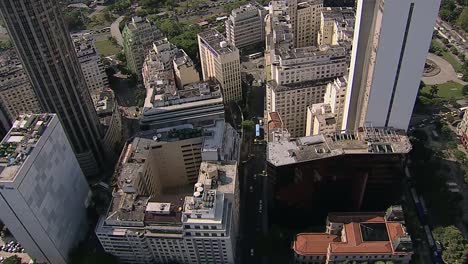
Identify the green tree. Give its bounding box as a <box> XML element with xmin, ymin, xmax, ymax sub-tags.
<box><xmin>454</xmin><ymin>149</ymin><xmax>466</xmax><ymax>161</ymax></box>
<box><xmin>242</xmin><ymin>120</ymin><xmax>255</xmax><ymax>131</ymax></box>
<box><xmin>419</xmin><ymin>80</ymin><xmax>426</xmax><ymax>90</ymax></box>
<box><xmin>430</xmin><ymin>84</ymin><xmax>439</xmax><ymax>97</ymax></box>
<box><xmin>3</xmin><ymin>256</ymin><xmax>21</xmax><ymax>264</ymax></box>
<box><xmin>433</xmin><ymin>226</ymin><xmax>468</xmax><ymax>264</ymax></box>
<box><xmin>458</xmin><ymin>7</ymin><xmax>468</xmax><ymax>32</ymax></box>
<box><xmin>450</xmin><ymin>46</ymin><xmax>459</xmax><ymax>55</ymax></box>
<box><xmin>158</xmin><ymin>18</ymin><xmax>182</xmax><ymax>38</ymax></box>
<box><xmin>448</xmin><ymin>141</ymin><xmax>458</xmax><ymax>149</ymax></box>
<box><xmin>463</xmin><ymin>85</ymin><xmax>468</xmax><ymax>95</ymax></box>
<box><xmin>441</xmin><ymin>125</ymin><xmax>452</xmax><ymax>138</ymax></box>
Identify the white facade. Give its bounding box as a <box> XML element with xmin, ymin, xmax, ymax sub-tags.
<box><xmin>342</xmin><ymin>0</ymin><xmax>441</xmax><ymax>131</ymax></box>
<box><xmin>0</xmin><ymin>114</ymin><xmax>90</xmax><ymax>264</ymax></box>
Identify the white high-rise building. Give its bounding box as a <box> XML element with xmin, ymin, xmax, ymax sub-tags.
<box><xmin>342</xmin><ymin>0</ymin><xmax>441</xmax><ymax>131</ymax></box>
<box><xmin>0</xmin><ymin>114</ymin><xmax>90</xmax><ymax>264</ymax></box>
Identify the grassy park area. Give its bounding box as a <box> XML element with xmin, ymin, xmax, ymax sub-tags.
<box><xmin>95</xmin><ymin>39</ymin><xmax>121</xmax><ymax>56</ymax></box>
<box><xmin>422</xmin><ymin>81</ymin><xmax>464</xmax><ymax>99</ymax></box>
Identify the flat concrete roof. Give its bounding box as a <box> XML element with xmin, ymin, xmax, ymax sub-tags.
<box><xmin>268</xmin><ymin>127</ymin><xmax>412</xmax><ymax>167</ymax></box>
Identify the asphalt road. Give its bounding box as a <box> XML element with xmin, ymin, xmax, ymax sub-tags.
<box><xmin>111</xmin><ymin>16</ymin><xmax>124</xmax><ymax>47</ymax></box>
<box><xmin>238</xmin><ymin>129</ymin><xmax>268</xmax><ymax>264</ymax></box>
<box><xmin>422</xmin><ymin>53</ymin><xmax>468</xmax><ymax>85</ymax></box>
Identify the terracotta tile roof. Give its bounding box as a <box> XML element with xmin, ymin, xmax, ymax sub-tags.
<box><xmin>268</xmin><ymin>112</ymin><xmax>283</xmax><ymax>130</ymax></box>
<box><xmin>293</xmin><ymin>233</ymin><xmax>339</xmax><ymax>255</ymax></box>
<box><xmin>294</xmin><ymin>213</ymin><xmax>412</xmax><ymax>256</ymax></box>
<box><xmin>328</xmin><ymin>212</ymin><xmax>385</xmax><ymax>223</ymax></box>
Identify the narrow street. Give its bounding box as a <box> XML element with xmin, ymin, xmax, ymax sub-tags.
<box><xmin>239</xmin><ymin>140</ymin><xmax>268</xmax><ymax>264</ymax></box>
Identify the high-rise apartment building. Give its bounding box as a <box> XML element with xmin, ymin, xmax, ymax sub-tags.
<box><xmin>198</xmin><ymin>30</ymin><xmax>242</xmax><ymax>103</ymax></box>
<box><xmin>96</xmin><ymin>124</ymin><xmax>240</xmax><ymax>264</ymax></box>
<box><xmin>0</xmin><ymin>49</ymin><xmax>41</xmax><ymax>134</ymax></box>
<box><xmin>0</xmin><ymin>0</ymin><xmax>105</xmax><ymax>178</ymax></box>
<box><xmin>266</xmin><ymin>45</ymin><xmax>348</xmax><ymax>137</ymax></box>
<box><xmin>292</xmin><ymin>206</ymin><xmax>413</xmax><ymax>264</ymax></box>
<box><xmin>72</xmin><ymin>34</ymin><xmax>110</xmax><ymax>104</ymax></box>
<box><xmin>295</xmin><ymin>0</ymin><xmax>322</xmax><ymax>48</ymax></box>
<box><xmin>266</xmin><ymin>79</ymin><xmax>330</xmax><ymax>137</ymax></box>
<box><xmin>342</xmin><ymin>0</ymin><xmax>441</xmax><ymax>131</ymax></box>
<box><xmin>318</xmin><ymin>7</ymin><xmax>355</xmax><ymax>46</ymax></box>
<box><xmin>0</xmin><ymin>114</ymin><xmax>90</xmax><ymax>264</ymax></box>
<box><xmin>123</xmin><ymin>16</ymin><xmax>163</xmax><ymax>77</ymax></box>
<box><xmin>225</xmin><ymin>2</ymin><xmax>267</xmax><ymax>50</ymax></box>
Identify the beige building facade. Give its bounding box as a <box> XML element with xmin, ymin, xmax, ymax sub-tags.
<box><xmin>295</xmin><ymin>0</ymin><xmax>322</xmax><ymax>48</ymax></box>
<box><xmin>306</xmin><ymin>77</ymin><xmax>347</xmax><ymax>136</ymax></box>
<box><xmin>198</xmin><ymin>30</ymin><xmax>242</xmax><ymax>103</ymax></box>
<box><xmin>318</xmin><ymin>7</ymin><xmax>355</xmax><ymax>46</ymax></box>
<box><xmin>173</xmin><ymin>49</ymin><xmax>200</xmax><ymax>89</ymax></box>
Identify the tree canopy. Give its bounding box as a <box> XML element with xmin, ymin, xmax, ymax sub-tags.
<box><xmin>3</xmin><ymin>256</ymin><xmax>21</xmax><ymax>264</ymax></box>
<box><xmin>433</xmin><ymin>226</ymin><xmax>468</xmax><ymax>264</ymax></box>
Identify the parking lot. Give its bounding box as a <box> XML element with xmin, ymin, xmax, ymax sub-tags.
<box><xmin>0</xmin><ymin>237</ymin><xmax>30</xmax><ymax>264</ymax></box>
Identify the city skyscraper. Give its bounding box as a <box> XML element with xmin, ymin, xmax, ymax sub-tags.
<box><xmin>342</xmin><ymin>0</ymin><xmax>441</xmax><ymax>131</ymax></box>
<box><xmin>0</xmin><ymin>114</ymin><xmax>90</xmax><ymax>264</ymax></box>
<box><xmin>0</xmin><ymin>0</ymin><xmax>105</xmax><ymax>177</ymax></box>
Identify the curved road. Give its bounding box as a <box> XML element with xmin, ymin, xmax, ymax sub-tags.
<box><xmin>422</xmin><ymin>53</ymin><xmax>467</xmax><ymax>85</ymax></box>
<box><xmin>111</xmin><ymin>16</ymin><xmax>124</xmax><ymax>47</ymax></box>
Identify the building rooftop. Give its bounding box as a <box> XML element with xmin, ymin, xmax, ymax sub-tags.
<box><xmin>72</xmin><ymin>33</ymin><xmax>98</xmax><ymax>59</ymax></box>
<box><xmin>173</xmin><ymin>49</ymin><xmax>195</xmax><ymax>69</ymax></box>
<box><xmin>276</xmin><ymin>44</ymin><xmax>346</xmax><ymax>60</ymax></box>
<box><xmin>104</xmin><ymin>134</ymin><xmax>236</xmax><ymax>228</ymax></box>
<box><xmin>268</xmin><ymin>126</ymin><xmax>412</xmax><ymax>167</ymax></box>
<box><xmin>230</xmin><ymin>2</ymin><xmax>264</xmax><ymax>19</ymax></box>
<box><xmin>198</xmin><ymin>29</ymin><xmax>237</xmax><ymax>56</ymax></box>
<box><xmin>293</xmin><ymin>210</ymin><xmax>412</xmax><ymax>256</ymax></box>
<box><xmin>322</xmin><ymin>7</ymin><xmax>355</xmax><ymax>21</ymax></box>
<box><xmin>0</xmin><ymin>114</ymin><xmax>54</xmax><ymax>182</ymax></box>
<box><xmin>182</xmin><ymin>161</ymin><xmax>237</xmax><ymax>223</ymax></box>
<box><xmin>268</xmin><ymin>78</ymin><xmax>335</xmax><ymax>92</ymax></box>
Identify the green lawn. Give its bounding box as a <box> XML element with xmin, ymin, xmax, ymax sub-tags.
<box><xmin>95</xmin><ymin>39</ymin><xmax>121</xmax><ymax>56</ymax></box>
<box><xmin>432</xmin><ymin>40</ymin><xmax>463</xmax><ymax>72</ymax></box>
<box><xmin>422</xmin><ymin>81</ymin><xmax>464</xmax><ymax>99</ymax></box>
